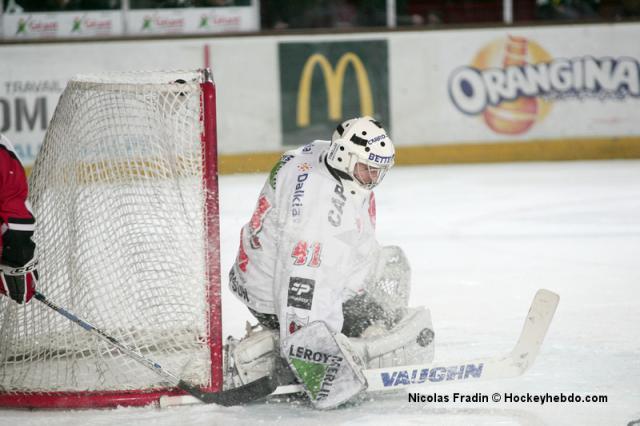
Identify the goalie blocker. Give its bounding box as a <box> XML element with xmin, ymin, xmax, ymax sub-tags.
<box><xmin>284</xmin><ymin>321</ymin><xmax>366</xmax><ymax>409</ymax></box>
<box><xmin>284</xmin><ymin>308</ymin><xmax>434</xmax><ymax>408</ymax></box>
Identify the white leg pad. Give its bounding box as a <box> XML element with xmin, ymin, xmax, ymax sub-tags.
<box><xmin>351</xmin><ymin>306</ymin><xmax>435</xmax><ymax>369</ymax></box>
<box><xmin>231</xmin><ymin>328</ymin><xmax>278</xmax><ymax>386</ymax></box>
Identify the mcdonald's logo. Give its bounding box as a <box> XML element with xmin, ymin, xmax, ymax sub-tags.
<box><xmin>279</xmin><ymin>41</ymin><xmax>389</xmax><ymax>146</ymax></box>
<box><xmin>297</xmin><ymin>53</ymin><xmax>373</xmax><ymax>127</ymax></box>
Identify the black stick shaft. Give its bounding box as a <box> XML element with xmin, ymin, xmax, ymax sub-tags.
<box><xmin>33</xmin><ymin>291</ymin><xmax>276</xmax><ymax>406</ymax></box>
<box><xmin>34</xmin><ymin>291</ymin><xmax>181</xmax><ymax>385</ymax></box>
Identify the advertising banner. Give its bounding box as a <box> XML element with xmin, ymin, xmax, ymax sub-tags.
<box><xmin>1</xmin><ymin>6</ymin><xmax>257</xmax><ymax>40</ymax></box>
<box><xmin>278</xmin><ymin>40</ymin><xmax>389</xmax><ymax>147</ymax></box>
<box><xmin>1</xmin><ymin>23</ymin><xmax>638</xmax><ymax>170</ymax></box>
<box><xmin>125</xmin><ymin>7</ymin><xmax>258</xmax><ymax>36</ymax></box>
<box><xmin>390</xmin><ymin>24</ymin><xmax>640</xmax><ymax>145</ymax></box>
<box><xmin>0</xmin><ymin>79</ymin><xmax>62</xmax><ymax>163</ymax></box>
<box><xmin>2</xmin><ymin>11</ymin><xmax>123</xmax><ymax>39</ymax></box>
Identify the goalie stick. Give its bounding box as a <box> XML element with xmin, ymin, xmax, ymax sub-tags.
<box><xmin>351</xmin><ymin>288</ymin><xmax>559</xmax><ymax>392</ymax></box>
<box><xmin>160</xmin><ymin>288</ymin><xmax>559</xmax><ymax>406</ymax></box>
<box><xmin>32</xmin><ymin>291</ymin><xmax>277</xmax><ymax>406</ymax></box>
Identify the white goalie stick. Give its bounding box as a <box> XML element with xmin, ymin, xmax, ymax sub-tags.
<box><xmin>269</xmin><ymin>288</ymin><xmax>559</xmax><ymax>395</ymax></box>
<box><xmin>352</xmin><ymin>288</ymin><xmax>559</xmax><ymax>392</ymax></box>
<box><xmin>160</xmin><ymin>288</ymin><xmax>559</xmax><ymax>406</ymax></box>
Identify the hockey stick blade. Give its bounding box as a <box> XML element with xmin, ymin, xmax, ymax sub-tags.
<box><xmin>271</xmin><ymin>288</ymin><xmax>559</xmax><ymax>394</ymax></box>
<box><xmin>33</xmin><ymin>292</ymin><xmax>275</xmax><ymax>406</ymax></box>
<box><xmin>363</xmin><ymin>289</ymin><xmax>559</xmax><ymax>391</ymax></box>
<box><xmin>177</xmin><ymin>376</ymin><xmax>278</xmax><ymax>406</ymax></box>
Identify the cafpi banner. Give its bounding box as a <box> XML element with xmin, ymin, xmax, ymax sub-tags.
<box><xmin>279</xmin><ymin>40</ymin><xmax>389</xmax><ymax>146</ymax></box>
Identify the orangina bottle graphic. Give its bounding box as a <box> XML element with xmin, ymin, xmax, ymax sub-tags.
<box><xmin>483</xmin><ymin>35</ymin><xmax>539</xmax><ymax>134</ymax></box>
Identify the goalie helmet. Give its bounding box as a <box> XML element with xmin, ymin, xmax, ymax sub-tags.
<box><xmin>326</xmin><ymin>116</ymin><xmax>395</xmax><ymax>192</ymax></box>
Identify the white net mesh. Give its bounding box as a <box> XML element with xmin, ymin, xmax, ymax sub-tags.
<box><xmin>0</xmin><ymin>70</ymin><xmax>219</xmax><ymax>399</ymax></box>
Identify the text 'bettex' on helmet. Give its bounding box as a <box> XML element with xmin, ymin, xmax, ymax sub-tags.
<box><xmin>327</xmin><ymin>116</ymin><xmax>395</xmax><ymax>191</ymax></box>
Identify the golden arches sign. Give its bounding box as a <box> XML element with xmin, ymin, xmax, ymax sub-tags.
<box><xmin>296</xmin><ymin>52</ymin><xmax>374</xmax><ymax>127</ymax></box>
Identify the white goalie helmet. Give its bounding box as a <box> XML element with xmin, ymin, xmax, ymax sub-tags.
<box><xmin>326</xmin><ymin>116</ymin><xmax>395</xmax><ymax>191</ymax></box>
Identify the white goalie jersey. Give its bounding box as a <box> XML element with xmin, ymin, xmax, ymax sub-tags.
<box><xmin>229</xmin><ymin>141</ymin><xmax>380</xmax><ymax>344</ymax></box>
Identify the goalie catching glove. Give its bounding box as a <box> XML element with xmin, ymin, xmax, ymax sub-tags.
<box><xmin>1</xmin><ymin>227</ymin><xmax>38</xmax><ymax>304</ymax></box>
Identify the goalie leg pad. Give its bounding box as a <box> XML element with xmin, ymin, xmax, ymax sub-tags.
<box><xmin>227</xmin><ymin>328</ymin><xmax>278</xmax><ymax>387</ymax></box>
<box><xmin>283</xmin><ymin>321</ymin><xmax>367</xmax><ymax>409</ymax></box>
<box><xmin>352</xmin><ymin>306</ymin><xmax>435</xmax><ymax>369</ymax></box>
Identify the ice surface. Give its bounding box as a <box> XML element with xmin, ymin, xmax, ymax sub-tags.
<box><xmin>2</xmin><ymin>160</ymin><xmax>639</xmax><ymax>425</ymax></box>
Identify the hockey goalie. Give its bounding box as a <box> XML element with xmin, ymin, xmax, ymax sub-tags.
<box><xmin>225</xmin><ymin>116</ymin><xmax>435</xmax><ymax>409</ymax></box>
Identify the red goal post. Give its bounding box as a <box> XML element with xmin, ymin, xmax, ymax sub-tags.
<box><xmin>0</xmin><ymin>69</ymin><xmax>222</xmax><ymax>408</ymax></box>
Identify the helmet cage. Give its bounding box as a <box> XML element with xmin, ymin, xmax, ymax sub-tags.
<box><xmin>327</xmin><ymin>117</ymin><xmax>394</xmax><ymax>191</ymax></box>
<box><xmin>348</xmin><ymin>153</ymin><xmax>393</xmax><ymax>190</ymax></box>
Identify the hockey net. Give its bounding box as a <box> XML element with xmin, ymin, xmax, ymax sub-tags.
<box><xmin>0</xmin><ymin>70</ymin><xmax>222</xmax><ymax>408</ymax></box>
